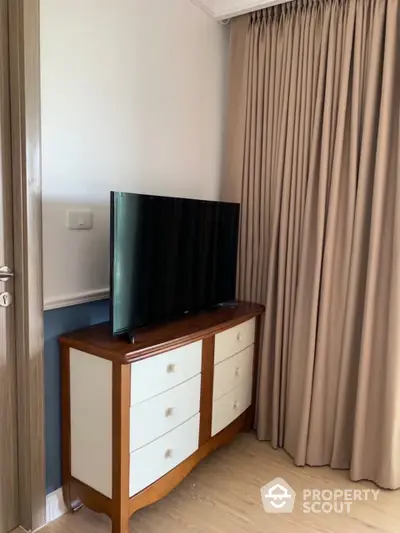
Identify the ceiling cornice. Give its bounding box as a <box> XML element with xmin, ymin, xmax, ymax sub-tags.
<box><xmin>191</xmin><ymin>0</ymin><xmax>290</xmax><ymax>20</ymax></box>
<box><xmin>190</xmin><ymin>0</ymin><xmax>218</xmax><ymax>18</ymax></box>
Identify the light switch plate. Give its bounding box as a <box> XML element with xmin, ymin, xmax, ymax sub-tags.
<box><xmin>67</xmin><ymin>209</ymin><xmax>93</xmax><ymax>230</ymax></box>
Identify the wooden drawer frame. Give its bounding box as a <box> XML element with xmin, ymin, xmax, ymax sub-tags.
<box><xmin>60</xmin><ymin>302</ymin><xmax>263</xmax><ymax>533</ymax></box>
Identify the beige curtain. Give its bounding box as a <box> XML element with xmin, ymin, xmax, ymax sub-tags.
<box><xmin>223</xmin><ymin>0</ymin><xmax>400</xmax><ymax>488</ymax></box>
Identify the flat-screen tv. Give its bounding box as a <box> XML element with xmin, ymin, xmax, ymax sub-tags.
<box><xmin>110</xmin><ymin>192</ymin><xmax>240</xmax><ymax>336</ymax></box>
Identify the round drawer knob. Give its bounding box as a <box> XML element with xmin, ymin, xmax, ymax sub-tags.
<box><xmin>236</xmin><ymin>332</ymin><xmax>242</xmax><ymax>341</ymax></box>
<box><xmin>165</xmin><ymin>449</ymin><xmax>173</xmax><ymax>459</ymax></box>
<box><xmin>165</xmin><ymin>407</ymin><xmax>174</xmax><ymax>418</ymax></box>
<box><xmin>166</xmin><ymin>363</ymin><xmax>176</xmax><ymax>374</ymax></box>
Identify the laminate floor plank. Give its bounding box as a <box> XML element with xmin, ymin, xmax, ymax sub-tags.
<box><xmin>42</xmin><ymin>433</ymin><xmax>400</xmax><ymax>533</ymax></box>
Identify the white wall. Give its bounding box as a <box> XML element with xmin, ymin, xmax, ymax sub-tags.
<box><xmin>40</xmin><ymin>0</ymin><xmax>228</xmax><ymax>309</ymax></box>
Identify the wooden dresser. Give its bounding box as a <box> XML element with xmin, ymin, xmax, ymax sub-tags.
<box><xmin>60</xmin><ymin>301</ymin><xmax>264</xmax><ymax>533</ymax></box>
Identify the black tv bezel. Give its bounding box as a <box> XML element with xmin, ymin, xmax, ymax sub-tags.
<box><xmin>109</xmin><ymin>191</ymin><xmax>240</xmax><ymax>339</ymax></box>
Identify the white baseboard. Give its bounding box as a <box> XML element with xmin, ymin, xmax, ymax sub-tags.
<box><xmin>44</xmin><ymin>288</ymin><xmax>110</xmax><ymax>311</ymax></box>
<box><xmin>46</xmin><ymin>488</ymin><xmax>67</xmax><ymax>524</ymax></box>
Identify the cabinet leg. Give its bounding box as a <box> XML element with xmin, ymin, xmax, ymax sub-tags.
<box><xmin>111</xmin><ymin>516</ymin><xmax>130</xmax><ymax>533</ymax></box>
<box><xmin>63</xmin><ymin>480</ymin><xmax>83</xmax><ymax>513</ymax></box>
<box><xmin>241</xmin><ymin>408</ymin><xmax>254</xmax><ymax>432</ymax></box>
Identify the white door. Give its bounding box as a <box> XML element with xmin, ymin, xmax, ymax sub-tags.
<box><xmin>0</xmin><ymin>0</ymin><xmax>19</xmax><ymax>530</ymax></box>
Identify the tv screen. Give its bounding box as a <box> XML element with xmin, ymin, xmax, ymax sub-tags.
<box><xmin>110</xmin><ymin>192</ymin><xmax>240</xmax><ymax>336</ymax></box>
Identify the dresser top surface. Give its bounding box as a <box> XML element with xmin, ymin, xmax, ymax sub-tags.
<box><xmin>59</xmin><ymin>301</ymin><xmax>264</xmax><ymax>364</ymax></box>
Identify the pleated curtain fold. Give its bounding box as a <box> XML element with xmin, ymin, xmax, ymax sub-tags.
<box><xmin>223</xmin><ymin>0</ymin><xmax>400</xmax><ymax>488</ymax></box>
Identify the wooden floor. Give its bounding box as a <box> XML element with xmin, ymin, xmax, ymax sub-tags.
<box><xmin>42</xmin><ymin>433</ymin><xmax>400</xmax><ymax>533</ymax></box>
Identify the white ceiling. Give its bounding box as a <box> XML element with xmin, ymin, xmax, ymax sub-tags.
<box><xmin>191</xmin><ymin>0</ymin><xmax>289</xmax><ymax>20</ymax></box>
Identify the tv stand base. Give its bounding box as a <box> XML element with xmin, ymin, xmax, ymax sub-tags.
<box><xmin>127</xmin><ymin>331</ymin><xmax>136</xmax><ymax>344</ymax></box>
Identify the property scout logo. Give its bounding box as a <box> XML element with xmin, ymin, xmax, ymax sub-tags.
<box><xmin>260</xmin><ymin>477</ymin><xmax>380</xmax><ymax>514</ymax></box>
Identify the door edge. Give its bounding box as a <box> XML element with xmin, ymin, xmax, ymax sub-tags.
<box><xmin>8</xmin><ymin>0</ymin><xmax>46</xmax><ymax>530</ymax></box>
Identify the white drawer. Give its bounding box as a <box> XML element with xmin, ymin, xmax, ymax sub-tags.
<box><xmin>129</xmin><ymin>413</ymin><xmax>200</xmax><ymax>496</ymax></box>
<box><xmin>213</xmin><ymin>345</ymin><xmax>254</xmax><ymax>402</ymax></box>
<box><xmin>211</xmin><ymin>377</ymin><xmax>252</xmax><ymax>437</ymax></box>
<box><xmin>214</xmin><ymin>318</ymin><xmax>256</xmax><ymax>364</ymax></box>
<box><xmin>130</xmin><ymin>341</ymin><xmax>202</xmax><ymax>405</ymax></box>
<box><xmin>130</xmin><ymin>374</ymin><xmax>201</xmax><ymax>452</ymax></box>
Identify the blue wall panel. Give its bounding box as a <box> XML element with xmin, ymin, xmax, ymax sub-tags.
<box><xmin>44</xmin><ymin>299</ymin><xmax>110</xmax><ymax>494</ymax></box>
